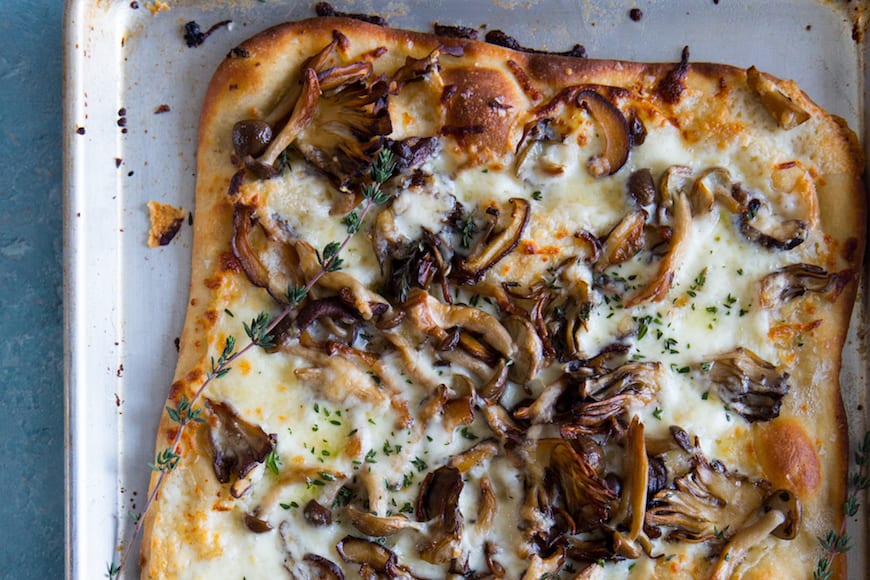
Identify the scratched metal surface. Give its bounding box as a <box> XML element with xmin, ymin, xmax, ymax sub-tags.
<box><xmin>64</xmin><ymin>1</ymin><xmax>868</xmax><ymax>578</ymax></box>
<box><xmin>0</xmin><ymin>0</ymin><xmax>65</xmax><ymax>578</ymax></box>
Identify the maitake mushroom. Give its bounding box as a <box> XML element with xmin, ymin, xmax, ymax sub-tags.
<box><xmin>704</xmin><ymin>347</ymin><xmax>790</xmax><ymax>422</ymax></box>
<box><xmin>205</xmin><ymin>399</ymin><xmax>276</xmax><ymax>488</ymax></box>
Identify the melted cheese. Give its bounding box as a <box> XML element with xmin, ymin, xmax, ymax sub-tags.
<box><xmin>159</xmin><ymin>51</ymin><xmax>852</xmax><ymax>580</ymax></box>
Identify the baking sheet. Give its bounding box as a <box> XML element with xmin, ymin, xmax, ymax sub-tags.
<box><xmin>63</xmin><ymin>0</ymin><xmax>869</xmax><ymax>577</ymax></box>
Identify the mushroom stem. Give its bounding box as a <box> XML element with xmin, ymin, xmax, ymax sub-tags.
<box><xmin>259</xmin><ymin>68</ymin><xmax>320</xmax><ymax>168</ymax></box>
<box><xmin>709</xmin><ymin>509</ymin><xmax>786</xmax><ymax>580</ymax></box>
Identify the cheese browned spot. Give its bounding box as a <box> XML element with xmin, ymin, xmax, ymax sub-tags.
<box><xmin>753</xmin><ymin>417</ymin><xmax>821</xmax><ymax>498</ymax></box>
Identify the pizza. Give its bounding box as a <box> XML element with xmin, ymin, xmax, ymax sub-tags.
<box><xmin>139</xmin><ymin>12</ymin><xmax>865</xmax><ymax>579</ymax></box>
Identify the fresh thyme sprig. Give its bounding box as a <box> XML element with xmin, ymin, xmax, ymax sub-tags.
<box><xmin>108</xmin><ymin>148</ymin><xmax>397</xmax><ymax>578</ymax></box>
<box><xmin>814</xmin><ymin>430</ymin><xmax>870</xmax><ymax>580</ymax></box>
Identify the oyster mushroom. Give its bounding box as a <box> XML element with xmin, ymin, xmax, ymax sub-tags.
<box><xmin>759</xmin><ymin>263</ymin><xmax>851</xmax><ymax>308</ymax></box>
<box><xmin>709</xmin><ymin>489</ymin><xmax>802</xmax><ymax>579</ymax></box>
<box><xmin>747</xmin><ymin>66</ymin><xmax>810</xmax><ymax>130</ymax></box>
<box><xmin>523</xmin><ymin>439</ymin><xmax>617</xmax><ymax>538</ymax></box>
<box><xmin>521</xmin><ymin>547</ymin><xmax>566</xmax><ymax>579</ymax></box>
<box><xmin>346</xmin><ymin>506</ymin><xmax>423</xmax><ymax>537</ymax></box>
<box><xmin>454</xmin><ymin>198</ymin><xmax>531</xmax><ymax>284</ymax></box>
<box><xmin>257</xmin><ymin>67</ymin><xmax>321</xmax><ymax>172</ymax></box>
<box><xmin>502</xmin><ymin>315</ymin><xmax>544</xmax><ymax>385</ymax></box>
<box><xmin>404</xmin><ymin>288</ymin><xmax>515</xmax><ymax>359</ymax></box>
<box><xmin>205</xmin><ymin>399</ymin><xmax>276</xmax><ymax>485</ymax></box>
<box><xmin>625</xmin><ymin>191</ymin><xmax>692</xmax><ymax>307</ymax></box>
<box><xmin>706</xmin><ymin>347</ymin><xmax>790</xmax><ymax>422</ymax></box>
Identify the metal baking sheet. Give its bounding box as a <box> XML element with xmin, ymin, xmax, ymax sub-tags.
<box><xmin>63</xmin><ymin>1</ymin><xmax>869</xmax><ymax>577</ymax></box>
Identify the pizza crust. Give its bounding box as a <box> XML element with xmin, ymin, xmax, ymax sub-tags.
<box><xmin>141</xmin><ymin>16</ymin><xmax>865</xmax><ymax>579</ymax></box>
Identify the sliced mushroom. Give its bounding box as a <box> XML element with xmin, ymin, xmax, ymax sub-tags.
<box><xmin>346</xmin><ymin>506</ymin><xmax>423</xmax><ymax>537</ymax></box>
<box><xmin>625</xmin><ymin>192</ymin><xmax>692</xmax><ymax>307</ymax></box>
<box><xmin>336</xmin><ymin>535</ymin><xmax>411</xmax><ymax>577</ymax></box>
<box><xmin>404</xmin><ymin>289</ymin><xmax>515</xmax><ymax>359</ymax></box>
<box><xmin>576</xmin><ymin>90</ymin><xmax>631</xmax><ymax>177</ymax></box>
<box><xmin>454</xmin><ymin>198</ymin><xmax>530</xmax><ymax>284</ymax></box>
<box><xmin>205</xmin><ymin>399</ymin><xmax>276</xmax><ymax>484</ymax></box>
<box><xmin>303</xmin><ymin>553</ymin><xmax>346</xmax><ymax>580</ymax></box>
<box><xmin>691</xmin><ymin>167</ymin><xmax>732</xmax><ymax>215</ymax></box>
<box><xmin>627</xmin><ymin>168</ymin><xmax>656</xmax><ymax>207</ymax></box>
<box><xmin>449</xmin><ymin>439</ymin><xmax>499</xmax><ymax>473</ymax></box>
<box><xmin>231</xmin><ymin>205</ymin><xmax>304</xmax><ymax>302</ymax></box>
<box><xmin>502</xmin><ymin>315</ymin><xmax>544</xmax><ymax>385</ymax></box>
<box><xmin>416</xmin><ymin>466</ymin><xmax>464</xmax><ymax>564</ymax></box>
<box><xmin>746</xmin><ymin>66</ymin><xmax>810</xmax><ymax>130</ymax></box>
<box><xmin>706</xmin><ymin>347</ymin><xmax>790</xmax><ymax>422</ymax></box>
<box><xmin>514</xmin><ymin>117</ymin><xmax>560</xmax><ymax>174</ymax></box>
<box><xmin>760</xmin><ymin>263</ymin><xmax>851</xmax><ymax>308</ymax></box>
<box><xmin>521</xmin><ymin>546</ymin><xmax>566</xmax><ymax>579</ymax></box>
<box><xmin>595</xmin><ymin>210</ymin><xmax>646</xmax><ymax>272</ymax></box>
<box><xmin>739</xmin><ymin>198</ymin><xmax>808</xmax><ymax>251</ymax></box>
<box><xmin>477</xmin><ymin>477</ymin><xmax>498</xmax><ymax>532</ymax></box>
<box><xmin>304</xmin><ymin>499</ymin><xmax>333</xmax><ymax>527</ymax></box>
<box><xmin>514</xmin><ymin>377</ymin><xmax>568</xmax><ymax>425</ymax></box>
<box><xmin>286</xmin><ymin>345</ymin><xmax>387</xmax><ymax>405</ymax></box>
<box><xmin>709</xmin><ymin>489</ymin><xmax>801</xmax><ymax>580</ymax></box>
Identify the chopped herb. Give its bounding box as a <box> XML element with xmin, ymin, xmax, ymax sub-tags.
<box><xmin>653</xmin><ymin>407</ymin><xmax>664</xmax><ymax>420</ymax></box>
<box><xmin>265</xmin><ymin>450</ymin><xmax>281</xmax><ymax>476</ymax></box>
<box><xmin>460</xmin><ymin>427</ymin><xmax>479</xmax><ymax>440</ymax></box>
<box><xmin>531</xmin><ymin>190</ymin><xmax>543</xmax><ymax>201</ymax></box>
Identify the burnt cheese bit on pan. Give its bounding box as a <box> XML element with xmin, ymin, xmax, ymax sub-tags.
<box><xmin>146</xmin><ymin>201</ymin><xmax>185</xmax><ymax>247</ymax></box>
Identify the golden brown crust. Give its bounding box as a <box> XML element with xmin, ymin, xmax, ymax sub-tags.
<box><xmin>142</xmin><ymin>15</ymin><xmax>865</xmax><ymax>578</ymax></box>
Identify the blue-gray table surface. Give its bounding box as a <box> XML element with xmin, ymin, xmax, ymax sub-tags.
<box><xmin>0</xmin><ymin>0</ymin><xmax>64</xmax><ymax>578</ymax></box>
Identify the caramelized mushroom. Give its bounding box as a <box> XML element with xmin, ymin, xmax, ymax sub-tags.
<box><xmin>569</xmin><ymin>361</ymin><xmax>663</xmax><ymax>432</ymax></box>
<box><xmin>706</xmin><ymin>347</ymin><xmax>790</xmax><ymax>422</ymax></box>
<box><xmin>739</xmin><ymin>198</ymin><xmax>808</xmax><ymax>251</ymax></box>
<box><xmin>502</xmin><ymin>315</ymin><xmax>544</xmax><ymax>384</ymax></box>
<box><xmin>336</xmin><ymin>535</ymin><xmax>409</xmax><ymax>576</ymax></box>
<box><xmin>759</xmin><ymin>263</ymin><xmax>851</xmax><ymax>308</ymax></box>
<box><xmin>746</xmin><ymin>66</ymin><xmax>810</xmax><ymax>130</ymax></box>
<box><xmin>595</xmin><ymin>210</ymin><xmax>646</xmax><ymax>271</ymax></box>
<box><xmin>625</xmin><ymin>192</ymin><xmax>692</xmax><ymax>307</ymax></box>
<box><xmin>575</xmin><ymin>90</ymin><xmax>631</xmax><ymax>177</ymax></box>
<box><xmin>232</xmin><ymin>120</ymin><xmax>273</xmax><ymax>159</ymax></box>
<box><xmin>611</xmin><ymin>417</ymin><xmax>653</xmax><ymax>559</ymax></box>
<box><xmin>454</xmin><ymin>198</ymin><xmax>531</xmax><ymax>284</ymax></box>
<box><xmin>646</xmin><ymin>455</ymin><xmax>771</xmax><ymax>544</ymax></box>
<box><xmin>303</xmin><ymin>553</ymin><xmax>346</xmax><ymax>580</ymax></box>
<box><xmin>416</xmin><ymin>466</ymin><xmax>464</xmax><ymax>564</ymax></box>
<box><xmin>205</xmin><ymin>399</ymin><xmax>276</xmax><ymax>484</ymax></box>
<box><xmin>346</xmin><ymin>506</ymin><xmax>422</xmax><ymax>537</ymax></box>
<box><xmin>404</xmin><ymin>289</ymin><xmax>515</xmax><ymax>359</ymax></box>
<box><xmin>257</xmin><ymin>67</ymin><xmax>321</xmax><ymax>171</ymax></box>
<box><xmin>627</xmin><ymin>168</ymin><xmax>656</xmax><ymax>206</ymax></box>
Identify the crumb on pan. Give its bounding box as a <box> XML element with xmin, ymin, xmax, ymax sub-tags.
<box><xmin>147</xmin><ymin>201</ymin><xmax>185</xmax><ymax>247</ymax></box>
